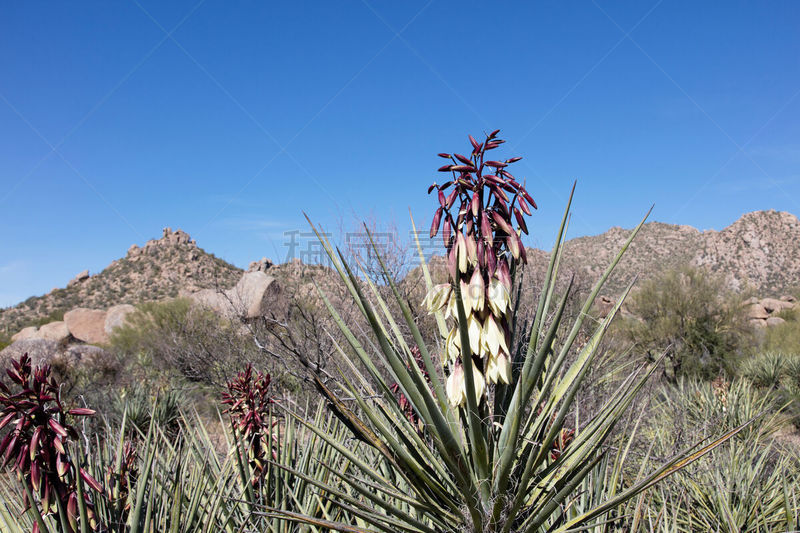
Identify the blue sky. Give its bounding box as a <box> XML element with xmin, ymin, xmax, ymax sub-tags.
<box><xmin>1</xmin><ymin>1</ymin><xmax>799</xmax><ymax>307</ymax></box>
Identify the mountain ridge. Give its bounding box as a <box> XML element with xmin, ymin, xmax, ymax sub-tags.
<box><xmin>2</xmin><ymin>209</ymin><xmax>798</xmax><ymax>338</ymax></box>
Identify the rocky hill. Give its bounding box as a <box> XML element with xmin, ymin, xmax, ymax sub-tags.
<box><xmin>0</xmin><ymin>228</ymin><xmax>242</xmax><ymax>337</ymax></box>
<box><xmin>552</xmin><ymin>209</ymin><xmax>800</xmax><ymax>297</ymax></box>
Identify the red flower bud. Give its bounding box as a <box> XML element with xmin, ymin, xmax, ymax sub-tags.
<box><xmin>430</xmin><ymin>208</ymin><xmax>443</xmax><ymax>238</ymax></box>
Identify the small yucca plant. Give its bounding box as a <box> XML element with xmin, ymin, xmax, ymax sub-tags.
<box><xmin>0</xmin><ymin>354</ymin><xmax>103</xmax><ymax>533</ymax></box>
<box><xmin>270</xmin><ymin>130</ymin><xmax>749</xmax><ymax>532</ymax></box>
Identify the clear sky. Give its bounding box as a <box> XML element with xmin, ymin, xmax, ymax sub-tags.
<box><xmin>1</xmin><ymin>1</ymin><xmax>799</xmax><ymax>308</ymax></box>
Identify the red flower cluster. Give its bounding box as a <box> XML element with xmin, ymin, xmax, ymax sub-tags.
<box><xmin>429</xmin><ymin>129</ymin><xmax>536</xmax><ymax>280</ymax></box>
<box><xmin>221</xmin><ymin>364</ymin><xmax>274</xmax><ymax>486</ymax></box>
<box><xmin>0</xmin><ymin>354</ymin><xmax>103</xmax><ymax>532</ymax></box>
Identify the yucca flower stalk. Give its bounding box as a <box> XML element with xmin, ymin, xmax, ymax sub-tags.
<box><xmin>426</xmin><ymin>130</ymin><xmax>531</xmax><ymax>408</ymax></box>
<box><xmin>221</xmin><ymin>364</ymin><xmax>275</xmax><ymax>491</ymax></box>
<box><xmin>0</xmin><ymin>354</ymin><xmax>103</xmax><ymax>533</ymax></box>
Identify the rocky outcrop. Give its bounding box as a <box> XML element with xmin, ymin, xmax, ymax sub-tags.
<box><xmin>104</xmin><ymin>304</ymin><xmax>136</xmax><ymax>335</ymax></box>
<box><xmin>67</xmin><ymin>269</ymin><xmax>90</xmax><ymax>287</ymax></box>
<box><xmin>766</xmin><ymin>316</ymin><xmax>786</xmax><ymax>327</ymax></box>
<box><xmin>231</xmin><ymin>271</ymin><xmax>281</xmax><ymax>318</ymax></box>
<box><xmin>747</xmin><ymin>296</ymin><xmax>796</xmax><ymax>329</ymax></box>
<box><xmin>760</xmin><ymin>298</ymin><xmax>794</xmax><ymax>314</ymax></box>
<box><xmin>0</xmin><ymin>339</ymin><xmax>61</xmax><ymax>366</ymax></box>
<box><xmin>0</xmin><ymin>228</ymin><xmax>242</xmax><ymax>336</ymax></box>
<box><xmin>746</xmin><ymin>303</ymin><xmax>770</xmax><ymax>320</ymax></box>
<box><xmin>8</xmin><ymin>308</ymin><xmax>132</xmax><ymax>346</ymax></box>
<box><xmin>248</xmin><ymin>257</ymin><xmax>274</xmax><ymax>273</ymax></box>
<box><xmin>132</xmin><ymin>227</ymin><xmax>198</xmax><ymax>257</ymax></box>
<box><xmin>64</xmin><ymin>308</ymin><xmax>109</xmax><ymax>345</ymax></box>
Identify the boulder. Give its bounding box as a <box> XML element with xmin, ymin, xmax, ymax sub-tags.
<box><xmin>190</xmin><ymin>271</ymin><xmax>283</xmax><ymax>319</ymax></box>
<box><xmin>0</xmin><ymin>339</ymin><xmax>60</xmax><ymax>367</ymax></box>
<box><xmin>104</xmin><ymin>304</ymin><xmax>136</xmax><ymax>335</ymax></box>
<box><xmin>743</xmin><ymin>296</ymin><xmax>760</xmax><ymax>306</ymax></box>
<box><xmin>746</xmin><ymin>304</ymin><xmax>769</xmax><ymax>320</ymax></box>
<box><xmin>766</xmin><ymin>316</ymin><xmax>786</xmax><ymax>327</ymax></box>
<box><xmin>780</xmin><ymin>295</ymin><xmax>797</xmax><ymax>303</ymax></box>
<box><xmin>760</xmin><ymin>298</ymin><xmax>794</xmax><ymax>314</ymax></box>
<box><xmin>37</xmin><ymin>321</ymin><xmax>71</xmax><ymax>343</ymax></box>
<box><xmin>62</xmin><ymin>344</ymin><xmax>119</xmax><ymax>378</ymax></box>
<box><xmin>11</xmin><ymin>326</ymin><xmax>39</xmax><ymax>342</ymax></box>
<box><xmin>749</xmin><ymin>318</ymin><xmax>768</xmax><ymax>329</ymax></box>
<box><xmin>0</xmin><ymin>340</ymin><xmax>118</xmax><ymax>383</ymax></box>
<box><xmin>64</xmin><ymin>308</ymin><xmax>109</xmax><ymax>345</ymax></box>
<box><xmin>190</xmin><ymin>288</ymin><xmax>232</xmax><ymax>315</ymax></box>
<box><xmin>227</xmin><ymin>271</ymin><xmax>281</xmax><ymax>319</ymax></box>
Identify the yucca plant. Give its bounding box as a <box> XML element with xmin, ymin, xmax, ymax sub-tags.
<box><xmin>268</xmin><ymin>130</ymin><xmax>747</xmax><ymax>532</ymax></box>
<box><xmin>644</xmin><ymin>378</ymin><xmax>800</xmax><ymax>532</ymax></box>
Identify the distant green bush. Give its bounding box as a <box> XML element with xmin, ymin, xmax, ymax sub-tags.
<box><xmin>616</xmin><ymin>266</ymin><xmax>749</xmax><ymax>380</ymax></box>
<box><xmin>110</xmin><ymin>298</ymin><xmax>261</xmax><ymax>386</ymax></box>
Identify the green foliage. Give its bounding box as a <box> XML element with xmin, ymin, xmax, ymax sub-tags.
<box><xmin>642</xmin><ymin>379</ymin><xmax>800</xmax><ymax>532</ymax></box>
<box><xmin>763</xmin><ymin>311</ymin><xmax>800</xmax><ymax>355</ymax></box>
<box><xmin>617</xmin><ymin>266</ymin><xmax>748</xmax><ymax>380</ymax></box>
<box><xmin>0</xmin><ymin>400</ymin><xmax>361</xmax><ymax>533</ymax></box>
<box><xmin>741</xmin><ymin>351</ymin><xmax>800</xmax><ymax>425</ymax></box>
<box><xmin>109</xmin><ymin>298</ymin><xmax>260</xmax><ymax>387</ymax></box>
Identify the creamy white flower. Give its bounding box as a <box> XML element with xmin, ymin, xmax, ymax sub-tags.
<box><xmin>471</xmin><ymin>364</ymin><xmax>486</xmax><ymax>401</ymax></box>
<box><xmin>446</xmin><ymin>365</ymin><xmax>465</xmax><ymax>407</ymax></box>
<box><xmin>445</xmin><ymin>294</ymin><xmax>457</xmax><ymax>320</ymax></box>
<box><xmin>469</xmin><ymin>269</ymin><xmax>485</xmax><ymax>312</ymax></box>
<box><xmin>467</xmin><ymin>314</ymin><xmax>482</xmax><ymax>356</ymax></box>
<box><xmin>457</xmin><ymin>233</ymin><xmax>468</xmax><ymax>273</ymax></box>
<box><xmin>482</xmin><ymin>314</ymin><xmax>509</xmax><ymax>357</ymax></box>
<box><xmin>445</xmin><ymin>328</ymin><xmax>460</xmax><ymax>362</ymax></box>
<box><xmin>486</xmin><ymin>351</ymin><xmax>512</xmax><ymax>384</ymax></box>
<box><xmin>460</xmin><ymin>279</ymin><xmax>472</xmax><ymax>315</ymax></box>
<box><xmin>447</xmin><ymin>362</ymin><xmax>486</xmax><ymax>407</ymax></box>
<box><xmin>488</xmin><ymin>277</ymin><xmax>510</xmax><ymax>316</ymax></box>
<box><xmin>423</xmin><ymin>284</ymin><xmax>452</xmax><ymax>313</ymax></box>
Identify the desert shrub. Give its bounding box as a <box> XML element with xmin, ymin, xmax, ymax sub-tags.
<box><xmin>109</xmin><ymin>298</ymin><xmax>263</xmax><ymax>386</ymax></box>
<box><xmin>762</xmin><ymin>311</ymin><xmax>800</xmax><ymax>355</ymax></box>
<box><xmin>616</xmin><ymin>266</ymin><xmax>749</xmax><ymax>380</ymax></box>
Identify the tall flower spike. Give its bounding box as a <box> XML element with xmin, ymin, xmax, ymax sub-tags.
<box><xmin>426</xmin><ymin>130</ymin><xmax>536</xmax><ymax>396</ymax></box>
